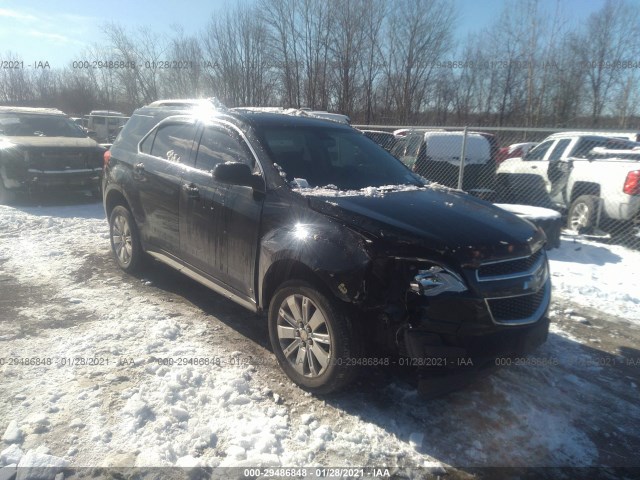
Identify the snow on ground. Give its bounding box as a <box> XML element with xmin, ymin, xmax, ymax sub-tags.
<box><xmin>548</xmin><ymin>234</ymin><xmax>640</xmax><ymax>322</ymax></box>
<box><xmin>1</xmin><ymin>201</ymin><xmax>640</xmax><ymax>476</ymax></box>
<box><xmin>0</xmin><ymin>203</ymin><xmax>440</xmax><ymax>472</ymax></box>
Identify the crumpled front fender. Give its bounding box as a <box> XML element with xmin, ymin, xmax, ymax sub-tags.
<box><xmin>259</xmin><ymin>220</ymin><xmax>371</xmax><ymax>306</ymax></box>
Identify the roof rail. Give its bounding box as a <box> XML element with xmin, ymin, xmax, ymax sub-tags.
<box><xmin>232</xmin><ymin>106</ymin><xmax>350</xmax><ymax>124</ymax></box>
<box><xmin>147</xmin><ymin>98</ymin><xmax>226</xmax><ymax>110</ymax></box>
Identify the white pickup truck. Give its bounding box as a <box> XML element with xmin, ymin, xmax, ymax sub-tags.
<box><xmin>496</xmin><ymin>132</ymin><xmax>640</xmax><ymax>234</ymax></box>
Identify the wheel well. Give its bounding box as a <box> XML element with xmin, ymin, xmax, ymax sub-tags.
<box><xmin>261</xmin><ymin>260</ymin><xmax>329</xmax><ymax>311</ymax></box>
<box><xmin>104</xmin><ymin>189</ymin><xmax>130</xmax><ymax>220</ymax></box>
<box><xmin>569</xmin><ymin>182</ymin><xmax>600</xmax><ymax>204</ymax></box>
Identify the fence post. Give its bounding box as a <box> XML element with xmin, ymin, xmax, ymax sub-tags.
<box><xmin>458</xmin><ymin>126</ymin><xmax>468</xmax><ymax>190</ymax></box>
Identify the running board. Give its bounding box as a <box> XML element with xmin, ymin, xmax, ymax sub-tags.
<box><xmin>146</xmin><ymin>251</ymin><xmax>258</xmax><ymax>313</ymax></box>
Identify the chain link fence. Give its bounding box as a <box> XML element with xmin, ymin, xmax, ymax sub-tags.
<box><xmin>356</xmin><ymin>125</ymin><xmax>640</xmax><ymax>249</ymax></box>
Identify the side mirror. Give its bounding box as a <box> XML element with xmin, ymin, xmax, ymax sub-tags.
<box><xmin>213</xmin><ymin>162</ymin><xmax>262</xmax><ymax>190</ymax></box>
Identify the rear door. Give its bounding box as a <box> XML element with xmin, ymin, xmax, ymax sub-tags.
<box><xmin>135</xmin><ymin>120</ymin><xmax>198</xmax><ymax>255</ymax></box>
<box><xmin>179</xmin><ymin>123</ymin><xmax>265</xmax><ymax>300</ymax></box>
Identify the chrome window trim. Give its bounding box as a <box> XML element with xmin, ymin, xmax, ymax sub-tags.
<box><xmin>28</xmin><ymin>168</ymin><xmax>102</xmax><ymax>175</ymax></box>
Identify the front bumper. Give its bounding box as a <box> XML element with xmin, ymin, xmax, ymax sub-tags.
<box><xmin>404</xmin><ymin>314</ymin><xmax>549</xmax><ymax>364</ymax></box>
<box><xmin>15</xmin><ymin>168</ymin><xmax>102</xmax><ymax>190</ymax></box>
<box><xmin>398</xmin><ymin>253</ymin><xmax>551</xmax><ymax>366</ymax></box>
<box><xmin>409</xmin><ymin>316</ymin><xmax>550</xmax><ymax>398</ymax></box>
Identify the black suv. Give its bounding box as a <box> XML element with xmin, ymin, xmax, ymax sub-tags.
<box><xmin>103</xmin><ymin>103</ymin><xmax>551</xmax><ymax>394</ymax></box>
<box><xmin>0</xmin><ymin>107</ymin><xmax>105</xmax><ymax>204</ymax></box>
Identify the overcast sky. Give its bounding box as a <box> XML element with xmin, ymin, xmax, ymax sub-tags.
<box><xmin>0</xmin><ymin>0</ymin><xmax>608</xmax><ymax>68</ymax></box>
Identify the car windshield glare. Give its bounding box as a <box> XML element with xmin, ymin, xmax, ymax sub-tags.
<box><xmin>0</xmin><ymin>114</ymin><xmax>87</xmax><ymax>138</ymax></box>
<box><xmin>256</xmin><ymin>126</ymin><xmax>423</xmax><ymax>190</ymax></box>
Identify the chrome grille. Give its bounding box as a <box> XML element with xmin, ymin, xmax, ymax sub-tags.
<box><xmin>476</xmin><ymin>249</ymin><xmax>544</xmax><ymax>282</ymax></box>
<box><xmin>486</xmin><ymin>286</ymin><xmax>548</xmax><ymax>325</ymax></box>
<box><xmin>476</xmin><ymin>248</ymin><xmax>551</xmax><ymax>325</ymax></box>
<box><xmin>28</xmin><ymin>149</ymin><xmax>96</xmax><ymax>171</ymax></box>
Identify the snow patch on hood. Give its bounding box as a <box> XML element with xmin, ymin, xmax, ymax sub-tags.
<box><xmin>293</xmin><ymin>183</ymin><xmax>455</xmax><ymax>198</ymax></box>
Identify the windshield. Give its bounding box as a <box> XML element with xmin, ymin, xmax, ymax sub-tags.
<box><xmin>0</xmin><ymin>113</ymin><xmax>87</xmax><ymax>138</ymax></box>
<box><xmin>256</xmin><ymin>126</ymin><xmax>423</xmax><ymax>190</ymax></box>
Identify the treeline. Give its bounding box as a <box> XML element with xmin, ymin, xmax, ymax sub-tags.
<box><xmin>1</xmin><ymin>0</ymin><xmax>639</xmax><ymax>128</ymax></box>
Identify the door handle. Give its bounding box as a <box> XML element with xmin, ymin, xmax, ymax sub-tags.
<box><xmin>531</xmin><ymin>165</ymin><xmax>538</xmax><ymax>169</ymax></box>
<box><xmin>182</xmin><ymin>183</ymin><xmax>200</xmax><ymax>200</ymax></box>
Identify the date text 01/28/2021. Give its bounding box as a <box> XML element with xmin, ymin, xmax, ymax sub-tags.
<box><xmin>242</xmin><ymin>467</ymin><xmax>392</xmax><ymax>478</ymax></box>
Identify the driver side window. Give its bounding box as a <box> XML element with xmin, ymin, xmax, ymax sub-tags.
<box><xmin>195</xmin><ymin>126</ymin><xmax>255</xmax><ymax>173</ymax></box>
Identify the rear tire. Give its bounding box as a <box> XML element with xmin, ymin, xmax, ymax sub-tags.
<box><xmin>268</xmin><ymin>280</ymin><xmax>360</xmax><ymax>394</ymax></box>
<box><xmin>567</xmin><ymin>195</ymin><xmax>599</xmax><ymax>233</ymax></box>
<box><xmin>109</xmin><ymin>205</ymin><xmax>142</xmax><ymax>272</ymax></box>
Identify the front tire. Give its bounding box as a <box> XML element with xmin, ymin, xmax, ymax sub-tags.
<box><xmin>109</xmin><ymin>205</ymin><xmax>142</xmax><ymax>272</ymax></box>
<box><xmin>268</xmin><ymin>280</ymin><xmax>360</xmax><ymax>394</ymax></box>
<box><xmin>567</xmin><ymin>195</ymin><xmax>599</xmax><ymax>233</ymax></box>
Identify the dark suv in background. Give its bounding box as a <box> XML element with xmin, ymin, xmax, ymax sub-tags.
<box><xmin>0</xmin><ymin>107</ymin><xmax>105</xmax><ymax>204</ymax></box>
<box><xmin>103</xmin><ymin>101</ymin><xmax>551</xmax><ymax>394</ymax></box>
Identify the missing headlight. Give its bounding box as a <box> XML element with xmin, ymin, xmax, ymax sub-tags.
<box><xmin>409</xmin><ymin>266</ymin><xmax>467</xmax><ymax>296</ymax></box>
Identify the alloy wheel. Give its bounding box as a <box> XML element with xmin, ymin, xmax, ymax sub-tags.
<box><xmin>112</xmin><ymin>213</ymin><xmax>133</xmax><ymax>266</ymax></box>
<box><xmin>276</xmin><ymin>294</ymin><xmax>332</xmax><ymax>378</ymax></box>
<box><xmin>569</xmin><ymin>202</ymin><xmax>590</xmax><ymax>230</ymax></box>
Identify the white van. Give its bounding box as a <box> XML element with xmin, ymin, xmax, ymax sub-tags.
<box><xmin>392</xmin><ymin>130</ymin><xmax>495</xmax><ymax>193</ymax></box>
<box><xmin>85</xmin><ymin>111</ymin><xmax>129</xmax><ymax>143</ymax></box>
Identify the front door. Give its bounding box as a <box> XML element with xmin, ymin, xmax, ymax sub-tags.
<box><xmin>179</xmin><ymin>123</ymin><xmax>265</xmax><ymax>300</ymax></box>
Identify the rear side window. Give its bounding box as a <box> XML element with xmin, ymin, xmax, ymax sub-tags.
<box><xmin>195</xmin><ymin>126</ymin><xmax>254</xmax><ymax>172</ymax></box>
<box><xmin>117</xmin><ymin>114</ymin><xmax>158</xmax><ymax>151</ymax></box>
<box><xmin>150</xmin><ymin>123</ymin><xmax>197</xmax><ymax>164</ymax></box>
<box><xmin>548</xmin><ymin>139</ymin><xmax>571</xmax><ymax>161</ymax></box>
<box><xmin>573</xmin><ymin>137</ymin><xmax>611</xmax><ymax>158</ymax></box>
<box><xmin>524</xmin><ymin>140</ymin><xmax>553</xmax><ymax>161</ymax></box>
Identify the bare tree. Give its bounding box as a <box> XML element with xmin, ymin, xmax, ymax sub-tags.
<box><xmin>384</xmin><ymin>0</ymin><xmax>455</xmax><ymax>123</ymax></box>
<box><xmin>260</xmin><ymin>0</ymin><xmax>302</xmax><ymax>106</ymax></box>
<box><xmin>572</xmin><ymin>0</ymin><xmax>640</xmax><ymax>125</ymax></box>
<box><xmin>202</xmin><ymin>4</ymin><xmax>275</xmax><ymax>106</ymax></box>
<box><xmin>299</xmin><ymin>0</ymin><xmax>331</xmax><ymax>109</ymax></box>
<box><xmin>327</xmin><ymin>0</ymin><xmax>368</xmax><ymax>116</ymax></box>
<box><xmin>357</xmin><ymin>0</ymin><xmax>386</xmax><ymax>123</ymax></box>
<box><xmin>0</xmin><ymin>53</ymin><xmax>35</xmax><ymax>104</ymax></box>
<box><xmin>165</xmin><ymin>27</ymin><xmax>205</xmax><ymax>99</ymax></box>
<box><xmin>57</xmin><ymin>68</ymin><xmax>99</xmax><ymax>115</ymax></box>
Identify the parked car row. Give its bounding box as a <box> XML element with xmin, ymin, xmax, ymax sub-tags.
<box><xmin>361</xmin><ymin>127</ymin><xmax>640</xmax><ymax>239</ymax></box>
<box><xmin>496</xmin><ymin>132</ymin><xmax>640</xmax><ymax>234</ymax></box>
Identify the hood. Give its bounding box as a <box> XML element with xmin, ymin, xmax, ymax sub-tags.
<box><xmin>1</xmin><ymin>136</ymin><xmax>100</xmax><ymax>149</ymax></box>
<box><xmin>306</xmin><ymin>187</ymin><xmax>545</xmax><ymax>266</ymax></box>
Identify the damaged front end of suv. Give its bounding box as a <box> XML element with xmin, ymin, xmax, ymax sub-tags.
<box><xmin>269</xmin><ymin>186</ymin><xmax>552</xmax><ymax>394</ymax></box>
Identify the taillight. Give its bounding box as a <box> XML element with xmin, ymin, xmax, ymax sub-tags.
<box><xmin>623</xmin><ymin>170</ymin><xmax>640</xmax><ymax>195</ymax></box>
<box><xmin>103</xmin><ymin>149</ymin><xmax>111</xmax><ymax>169</ymax></box>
